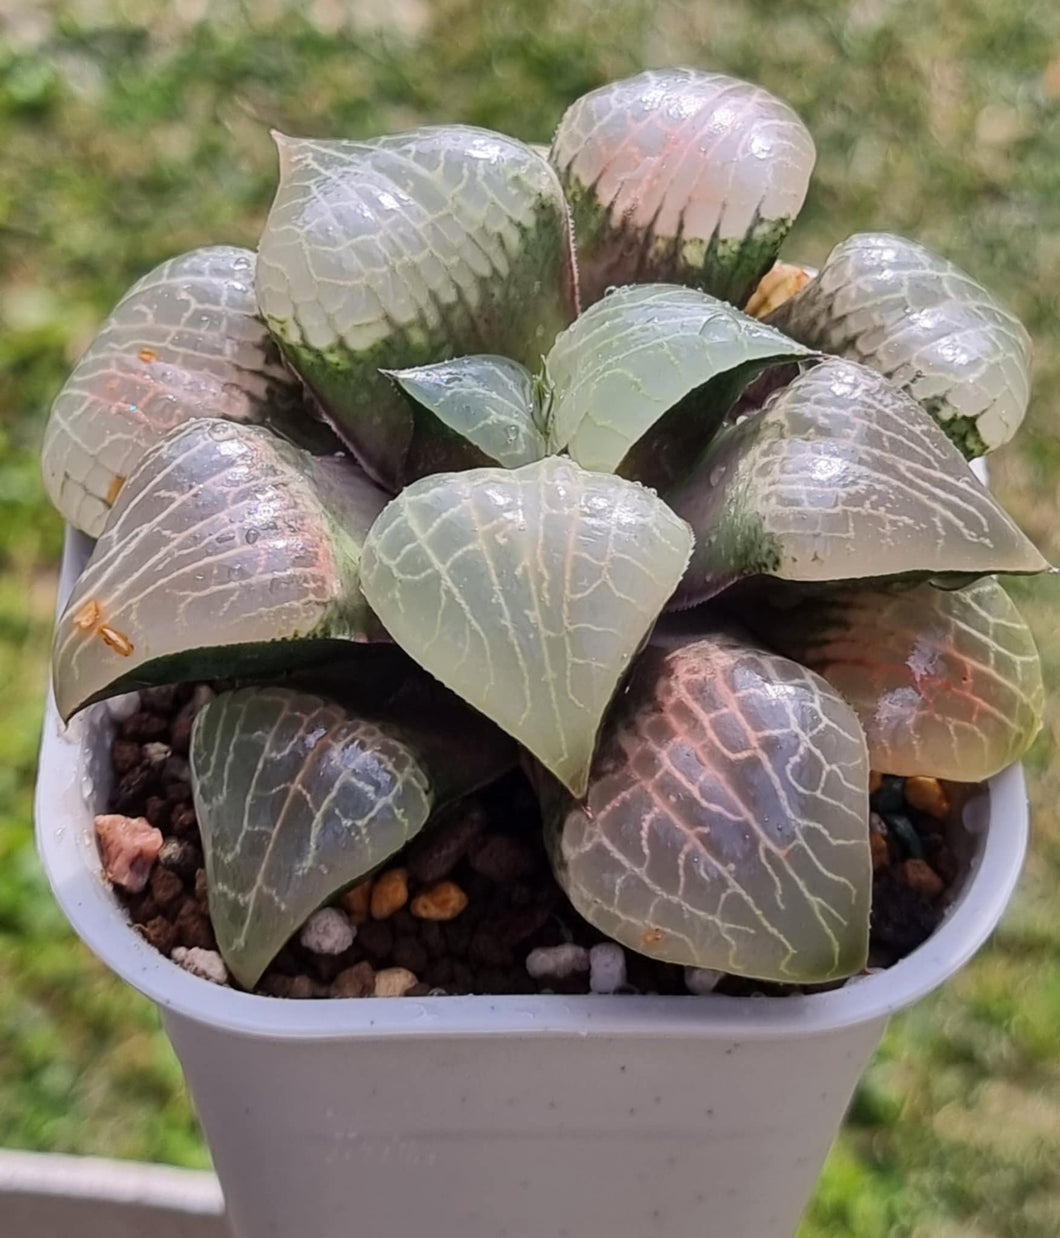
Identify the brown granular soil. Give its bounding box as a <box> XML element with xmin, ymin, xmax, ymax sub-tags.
<box><xmin>106</xmin><ymin>684</ymin><xmax>958</xmax><ymax>998</ymax></box>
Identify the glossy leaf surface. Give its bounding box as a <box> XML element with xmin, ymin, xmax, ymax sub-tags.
<box><xmin>545</xmin><ymin>632</ymin><xmax>871</xmax><ymax>982</ymax></box>
<box><xmin>545</xmin><ymin>284</ymin><xmax>812</xmax><ymax>486</ymax></box>
<box><xmin>551</xmin><ymin>69</ymin><xmax>815</xmax><ymax>307</ymax></box>
<box><xmin>191</xmin><ymin>687</ymin><xmax>433</xmax><ymax>987</ymax></box>
<box><xmin>41</xmin><ymin>247</ymin><xmax>327</xmax><ymax>538</ymax></box>
<box><xmin>750</xmin><ymin>579</ymin><xmax>1044</xmax><ymax>780</ymax></box>
<box><xmin>386</xmin><ymin>354</ymin><xmax>546</xmax><ymax>474</ymax></box>
<box><xmin>53</xmin><ymin>420</ymin><xmax>388</xmax><ymax>720</ymax></box>
<box><xmin>257</xmin><ymin>128</ymin><xmax>577</xmax><ymax>488</ymax></box>
<box><xmin>769</xmin><ymin>233</ymin><xmax>1031</xmax><ymax>456</ymax></box>
<box><xmin>360</xmin><ymin>457</ymin><xmax>694</xmax><ymax>796</ymax></box>
<box><xmin>669</xmin><ymin>359</ymin><xmax>1048</xmax><ymax>606</ymax></box>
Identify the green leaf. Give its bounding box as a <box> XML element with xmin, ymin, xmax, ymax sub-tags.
<box><xmin>292</xmin><ymin>657</ymin><xmax>519</xmax><ymax>804</ymax></box>
<box><xmin>545</xmin><ymin>284</ymin><xmax>813</xmax><ymax>487</ymax></box>
<box><xmin>747</xmin><ymin>578</ymin><xmax>1044</xmax><ymax>781</ymax></box>
<box><xmin>669</xmin><ymin>359</ymin><xmax>1048</xmax><ymax>606</ymax></box>
<box><xmin>359</xmin><ymin>456</ymin><xmax>694</xmax><ymax>797</ymax></box>
<box><xmin>551</xmin><ymin>69</ymin><xmax>815</xmax><ymax>308</ymax></box>
<box><xmin>768</xmin><ymin>233</ymin><xmax>1032</xmax><ymax>457</ymax></box>
<box><xmin>41</xmin><ymin>247</ymin><xmax>332</xmax><ymax>538</ymax></box>
<box><xmin>191</xmin><ymin>687</ymin><xmax>433</xmax><ymax>988</ymax></box>
<box><xmin>256</xmin><ymin>128</ymin><xmax>577</xmax><ymax>489</ymax></box>
<box><xmin>52</xmin><ymin>420</ymin><xmax>388</xmax><ymax>721</ymax></box>
<box><xmin>543</xmin><ymin>631</ymin><xmax>871</xmax><ymax>983</ymax></box>
<box><xmin>385</xmin><ymin>354</ymin><xmax>546</xmax><ymax>474</ymax></box>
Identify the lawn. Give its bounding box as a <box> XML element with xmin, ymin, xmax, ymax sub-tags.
<box><xmin>2</xmin><ymin>1</ymin><xmax>1059</xmax><ymax>1233</ymax></box>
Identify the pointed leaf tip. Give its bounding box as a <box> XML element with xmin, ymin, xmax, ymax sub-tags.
<box><xmin>545</xmin><ymin>283</ymin><xmax>813</xmax><ymax>487</ymax></box>
<box><xmin>52</xmin><ymin>419</ymin><xmax>388</xmax><ymax>720</ymax></box>
<box><xmin>191</xmin><ymin>687</ymin><xmax>434</xmax><ymax>988</ymax></box>
<box><xmin>669</xmin><ymin>358</ymin><xmax>1048</xmax><ymax>605</ymax></box>
<box><xmin>359</xmin><ymin>457</ymin><xmax>694</xmax><ymax>796</ymax></box>
<box><xmin>257</xmin><ymin>126</ymin><xmax>577</xmax><ymax>488</ymax></box>
<box><xmin>386</xmin><ymin>354</ymin><xmax>546</xmax><ymax>475</ymax></box>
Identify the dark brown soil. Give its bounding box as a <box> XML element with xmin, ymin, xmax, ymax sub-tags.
<box><xmin>103</xmin><ymin>686</ymin><xmax>957</xmax><ymax>998</ymax></box>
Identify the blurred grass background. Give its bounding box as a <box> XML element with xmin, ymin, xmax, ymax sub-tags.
<box><xmin>1</xmin><ymin>1</ymin><xmax>1058</xmax><ymax>1232</ymax></box>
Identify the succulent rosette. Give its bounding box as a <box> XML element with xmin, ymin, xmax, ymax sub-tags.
<box><xmin>43</xmin><ymin>69</ymin><xmax>1047</xmax><ymax>990</ymax></box>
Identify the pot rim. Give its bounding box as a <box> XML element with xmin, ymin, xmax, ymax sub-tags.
<box><xmin>35</xmin><ymin>529</ymin><xmax>1028</xmax><ymax>1044</ymax></box>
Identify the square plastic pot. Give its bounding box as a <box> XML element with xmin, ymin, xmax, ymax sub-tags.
<box><xmin>36</xmin><ymin>529</ymin><xmax>1029</xmax><ymax>1238</ymax></box>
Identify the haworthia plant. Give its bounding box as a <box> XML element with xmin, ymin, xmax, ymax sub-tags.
<box><xmin>768</xmin><ymin>233</ymin><xmax>1032</xmax><ymax>457</ymax></box>
<box><xmin>42</xmin><ymin>74</ymin><xmax>1050</xmax><ymax>992</ymax></box>
<box><xmin>360</xmin><ymin>456</ymin><xmax>693</xmax><ymax>797</ymax></box>
<box><xmin>40</xmin><ymin>247</ymin><xmax>331</xmax><ymax>538</ymax></box>
<box><xmin>747</xmin><ymin>579</ymin><xmax>1044</xmax><ymax>781</ymax></box>
<box><xmin>550</xmin><ymin>69</ymin><xmax>816</xmax><ymax>308</ymax></box>
<box><xmin>668</xmin><ymin>359</ymin><xmax>1048</xmax><ymax>606</ymax></box>
<box><xmin>191</xmin><ymin>687</ymin><xmax>434</xmax><ymax>988</ymax></box>
<box><xmin>385</xmin><ymin>354</ymin><xmax>547</xmax><ymax>476</ymax></box>
<box><xmin>545</xmin><ymin>283</ymin><xmax>813</xmax><ymax>487</ymax></box>
<box><xmin>52</xmin><ymin>420</ymin><xmax>388</xmax><ymax>721</ymax></box>
<box><xmin>545</xmin><ymin>632</ymin><xmax>872</xmax><ymax>983</ymax></box>
<box><xmin>256</xmin><ymin>128</ymin><xmax>577</xmax><ymax>489</ymax></box>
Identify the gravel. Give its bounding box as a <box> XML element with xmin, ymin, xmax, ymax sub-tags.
<box><xmin>102</xmin><ymin>683</ymin><xmax>957</xmax><ymax>999</ymax></box>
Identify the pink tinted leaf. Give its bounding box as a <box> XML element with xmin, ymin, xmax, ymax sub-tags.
<box><xmin>748</xmin><ymin>578</ymin><xmax>1044</xmax><ymax>780</ymax></box>
<box><xmin>545</xmin><ymin>631</ymin><xmax>872</xmax><ymax>983</ymax></box>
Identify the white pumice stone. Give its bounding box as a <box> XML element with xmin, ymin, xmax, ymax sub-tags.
<box><xmin>526</xmin><ymin>943</ymin><xmax>590</xmax><ymax>980</ymax></box>
<box><xmin>172</xmin><ymin>947</ymin><xmax>229</xmax><ymax>986</ymax></box>
<box><xmin>299</xmin><ymin>907</ymin><xmax>356</xmax><ymax>955</ymax></box>
<box><xmin>684</xmin><ymin>966</ymin><xmax>725</xmax><ymax>995</ymax></box>
<box><xmin>589</xmin><ymin>942</ymin><xmax>627</xmax><ymax>994</ymax></box>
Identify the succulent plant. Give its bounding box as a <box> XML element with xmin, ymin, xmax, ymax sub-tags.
<box><xmin>43</xmin><ymin>69</ymin><xmax>1047</xmax><ymax>991</ymax></box>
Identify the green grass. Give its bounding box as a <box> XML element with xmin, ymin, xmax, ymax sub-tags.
<box><xmin>2</xmin><ymin>1</ymin><xmax>1059</xmax><ymax>1231</ymax></box>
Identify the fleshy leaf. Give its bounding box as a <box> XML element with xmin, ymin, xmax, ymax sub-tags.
<box><xmin>768</xmin><ymin>233</ymin><xmax>1031</xmax><ymax>457</ymax></box>
<box><xmin>545</xmin><ymin>284</ymin><xmax>813</xmax><ymax>487</ymax></box>
<box><xmin>385</xmin><ymin>354</ymin><xmax>546</xmax><ymax>474</ymax></box>
<box><xmin>544</xmin><ymin>631</ymin><xmax>871</xmax><ymax>983</ymax></box>
<box><xmin>747</xmin><ymin>579</ymin><xmax>1044</xmax><ymax>781</ymax></box>
<box><xmin>256</xmin><ymin>128</ymin><xmax>577</xmax><ymax>488</ymax></box>
<box><xmin>550</xmin><ymin>69</ymin><xmax>816</xmax><ymax>307</ymax></box>
<box><xmin>41</xmin><ymin>247</ymin><xmax>331</xmax><ymax>538</ymax></box>
<box><xmin>359</xmin><ymin>456</ymin><xmax>694</xmax><ymax>796</ymax></box>
<box><xmin>52</xmin><ymin>420</ymin><xmax>388</xmax><ymax>720</ymax></box>
<box><xmin>292</xmin><ymin>659</ymin><xmax>519</xmax><ymax>804</ymax></box>
<box><xmin>669</xmin><ymin>359</ymin><xmax>1048</xmax><ymax>606</ymax></box>
<box><xmin>191</xmin><ymin>687</ymin><xmax>433</xmax><ymax>988</ymax></box>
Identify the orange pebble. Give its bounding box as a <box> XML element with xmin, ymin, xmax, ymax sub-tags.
<box><xmin>370</xmin><ymin>868</ymin><xmax>408</xmax><ymax>919</ymax></box>
<box><xmin>410</xmin><ymin>881</ymin><xmax>469</xmax><ymax>922</ymax></box>
<box><xmin>904</xmin><ymin>776</ymin><xmax>950</xmax><ymax>821</ymax></box>
<box><xmin>341</xmin><ymin>879</ymin><xmax>373</xmax><ymax>924</ymax></box>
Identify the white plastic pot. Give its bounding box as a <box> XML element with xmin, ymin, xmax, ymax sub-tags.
<box><xmin>36</xmin><ymin>529</ymin><xmax>1029</xmax><ymax>1238</ymax></box>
